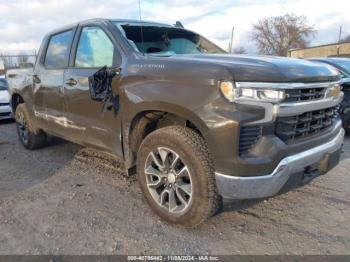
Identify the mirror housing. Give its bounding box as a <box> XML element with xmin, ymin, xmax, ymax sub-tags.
<box><xmin>88</xmin><ymin>66</ymin><xmax>120</xmax><ymax>101</ymax></box>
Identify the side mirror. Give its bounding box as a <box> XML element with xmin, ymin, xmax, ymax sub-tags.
<box><xmin>88</xmin><ymin>66</ymin><xmax>120</xmax><ymax>101</ymax></box>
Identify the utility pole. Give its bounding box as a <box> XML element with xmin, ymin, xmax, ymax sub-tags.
<box><xmin>338</xmin><ymin>26</ymin><xmax>343</xmax><ymax>43</ymax></box>
<box><xmin>337</xmin><ymin>25</ymin><xmax>342</xmax><ymax>57</ymax></box>
<box><xmin>229</xmin><ymin>26</ymin><xmax>234</xmax><ymax>53</ymax></box>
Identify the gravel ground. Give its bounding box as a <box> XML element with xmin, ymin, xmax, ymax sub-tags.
<box><xmin>0</xmin><ymin>119</ymin><xmax>349</xmax><ymax>255</ymax></box>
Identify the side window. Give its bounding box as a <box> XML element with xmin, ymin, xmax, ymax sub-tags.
<box><xmin>44</xmin><ymin>30</ymin><xmax>73</xmax><ymax>68</ymax></box>
<box><xmin>75</xmin><ymin>27</ymin><xmax>114</xmax><ymax>68</ymax></box>
<box><xmin>0</xmin><ymin>79</ymin><xmax>8</xmax><ymax>91</ymax></box>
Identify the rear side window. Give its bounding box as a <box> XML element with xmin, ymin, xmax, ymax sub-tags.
<box><xmin>44</xmin><ymin>30</ymin><xmax>73</xmax><ymax>68</ymax></box>
<box><xmin>75</xmin><ymin>27</ymin><xmax>114</xmax><ymax>68</ymax></box>
<box><xmin>0</xmin><ymin>79</ymin><xmax>8</xmax><ymax>90</ymax></box>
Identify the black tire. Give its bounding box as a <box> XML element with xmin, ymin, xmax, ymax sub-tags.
<box><xmin>15</xmin><ymin>103</ymin><xmax>47</xmax><ymax>150</ymax></box>
<box><xmin>344</xmin><ymin>121</ymin><xmax>350</xmax><ymax>134</ymax></box>
<box><xmin>137</xmin><ymin>126</ymin><xmax>222</xmax><ymax>228</ymax></box>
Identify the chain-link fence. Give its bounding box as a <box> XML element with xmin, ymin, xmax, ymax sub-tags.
<box><xmin>0</xmin><ymin>50</ymin><xmax>37</xmax><ymax>74</ymax></box>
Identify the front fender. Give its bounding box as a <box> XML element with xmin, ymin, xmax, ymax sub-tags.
<box><xmin>121</xmin><ymin>81</ymin><xmax>248</xmax><ymax>174</ymax></box>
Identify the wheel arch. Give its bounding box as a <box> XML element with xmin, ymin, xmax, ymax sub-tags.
<box><xmin>11</xmin><ymin>93</ymin><xmax>25</xmax><ymax>112</ymax></box>
<box><xmin>124</xmin><ymin>102</ymin><xmax>213</xmax><ymax>175</ymax></box>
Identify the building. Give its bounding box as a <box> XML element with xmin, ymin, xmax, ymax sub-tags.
<box><xmin>288</xmin><ymin>42</ymin><xmax>350</xmax><ymax>58</ymax></box>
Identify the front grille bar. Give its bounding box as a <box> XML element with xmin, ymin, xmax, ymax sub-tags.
<box><xmin>275</xmin><ymin>106</ymin><xmax>340</xmax><ymax>142</ymax></box>
<box><xmin>284</xmin><ymin>87</ymin><xmax>326</xmax><ymax>102</ymax></box>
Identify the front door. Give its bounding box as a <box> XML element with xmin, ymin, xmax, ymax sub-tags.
<box><xmin>33</xmin><ymin>29</ymin><xmax>74</xmax><ymax>137</ymax></box>
<box><xmin>63</xmin><ymin>25</ymin><xmax>123</xmax><ymax>155</ymax></box>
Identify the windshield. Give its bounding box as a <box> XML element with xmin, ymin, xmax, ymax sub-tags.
<box><xmin>115</xmin><ymin>23</ymin><xmax>226</xmax><ymax>55</ymax></box>
<box><xmin>0</xmin><ymin>79</ymin><xmax>8</xmax><ymax>91</ymax></box>
<box><xmin>332</xmin><ymin>59</ymin><xmax>350</xmax><ymax>75</ymax></box>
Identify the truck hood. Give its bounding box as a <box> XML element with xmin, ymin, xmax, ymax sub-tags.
<box><xmin>170</xmin><ymin>54</ymin><xmax>340</xmax><ymax>82</ymax></box>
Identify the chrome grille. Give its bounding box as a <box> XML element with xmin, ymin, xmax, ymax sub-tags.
<box><xmin>276</xmin><ymin>106</ymin><xmax>339</xmax><ymax>142</ymax></box>
<box><xmin>0</xmin><ymin>103</ymin><xmax>10</xmax><ymax>106</ymax></box>
<box><xmin>284</xmin><ymin>87</ymin><xmax>326</xmax><ymax>102</ymax></box>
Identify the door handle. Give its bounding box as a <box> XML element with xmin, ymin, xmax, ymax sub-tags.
<box><xmin>65</xmin><ymin>78</ymin><xmax>77</xmax><ymax>86</ymax></box>
<box><xmin>33</xmin><ymin>75</ymin><xmax>41</xmax><ymax>84</ymax></box>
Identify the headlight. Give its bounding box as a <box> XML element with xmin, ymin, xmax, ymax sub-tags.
<box><xmin>220</xmin><ymin>81</ymin><xmax>285</xmax><ymax>102</ymax></box>
<box><xmin>219</xmin><ymin>81</ymin><xmax>238</xmax><ymax>102</ymax></box>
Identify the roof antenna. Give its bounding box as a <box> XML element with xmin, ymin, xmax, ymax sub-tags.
<box><xmin>175</xmin><ymin>21</ymin><xmax>184</xmax><ymax>28</ymax></box>
<box><xmin>138</xmin><ymin>0</ymin><xmax>145</xmax><ymax>56</ymax></box>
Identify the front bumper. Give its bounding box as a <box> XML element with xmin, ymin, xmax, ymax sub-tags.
<box><xmin>0</xmin><ymin>105</ymin><xmax>12</xmax><ymax>120</ymax></box>
<box><xmin>215</xmin><ymin>128</ymin><xmax>345</xmax><ymax>199</ymax></box>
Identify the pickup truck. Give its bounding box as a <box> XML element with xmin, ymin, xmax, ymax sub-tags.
<box><xmin>8</xmin><ymin>18</ymin><xmax>345</xmax><ymax>227</ymax></box>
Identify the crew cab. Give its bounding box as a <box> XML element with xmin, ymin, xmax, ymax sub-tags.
<box><xmin>8</xmin><ymin>19</ymin><xmax>345</xmax><ymax>227</ymax></box>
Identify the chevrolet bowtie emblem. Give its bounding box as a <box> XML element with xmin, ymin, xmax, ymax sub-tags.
<box><xmin>328</xmin><ymin>84</ymin><xmax>341</xmax><ymax>98</ymax></box>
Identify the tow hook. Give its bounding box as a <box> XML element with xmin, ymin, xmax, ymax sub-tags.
<box><xmin>302</xmin><ymin>168</ymin><xmax>321</xmax><ymax>184</ymax></box>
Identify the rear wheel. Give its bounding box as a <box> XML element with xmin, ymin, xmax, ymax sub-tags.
<box><xmin>137</xmin><ymin>126</ymin><xmax>222</xmax><ymax>228</ymax></box>
<box><xmin>15</xmin><ymin>104</ymin><xmax>47</xmax><ymax>149</ymax></box>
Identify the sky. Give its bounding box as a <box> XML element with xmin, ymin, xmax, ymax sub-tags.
<box><xmin>0</xmin><ymin>0</ymin><xmax>349</xmax><ymax>54</ymax></box>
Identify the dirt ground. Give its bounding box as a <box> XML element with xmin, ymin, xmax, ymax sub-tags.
<box><xmin>0</xmin><ymin>119</ymin><xmax>349</xmax><ymax>255</ymax></box>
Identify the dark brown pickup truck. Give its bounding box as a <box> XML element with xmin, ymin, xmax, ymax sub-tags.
<box><xmin>8</xmin><ymin>18</ymin><xmax>345</xmax><ymax>227</ymax></box>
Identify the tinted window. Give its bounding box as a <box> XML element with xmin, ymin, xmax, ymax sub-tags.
<box><xmin>75</xmin><ymin>27</ymin><xmax>114</xmax><ymax>67</ymax></box>
<box><xmin>44</xmin><ymin>30</ymin><xmax>73</xmax><ymax>68</ymax></box>
<box><xmin>0</xmin><ymin>79</ymin><xmax>8</xmax><ymax>91</ymax></box>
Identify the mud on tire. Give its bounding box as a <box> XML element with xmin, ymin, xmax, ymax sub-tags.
<box><xmin>15</xmin><ymin>103</ymin><xmax>47</xmax><ymax>150</ymax></box>
<box><xmin>137</xmin><ymin>126</ymin><xmax>222</xmax><ymax>228</ymax></box>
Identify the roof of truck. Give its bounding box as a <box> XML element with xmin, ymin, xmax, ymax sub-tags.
<box><xmin>46</xmin><ymin>18</ymin><xmax>174</xmax><ymax>36</ymax></box>
<box><xmin>111</xmin><ymin>19</ymin><xmax>173</xmax><ymax>27</ymax></box>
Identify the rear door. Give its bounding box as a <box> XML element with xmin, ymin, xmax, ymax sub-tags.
<box><xmin>63</xmin><ymin>23</ymin><xmax>123</xmax><ymax>155</ymax></box>
<box><xmin>33</xmin><ymin>29</ymin><xmax>75</xmax><ymax>136</ymax></box>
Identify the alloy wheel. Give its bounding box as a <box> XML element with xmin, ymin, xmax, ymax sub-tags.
<box><xmin>17</xmin><ymin>112</ymin><xmax>29</xmax><ymax>145</ymax></box>
<box><xmin>144</xmin><ymin>147</ymin><xmax>193</xmax><ymax>214</ymax></box>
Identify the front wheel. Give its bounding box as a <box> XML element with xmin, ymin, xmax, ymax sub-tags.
<box><xmin>137</xmin><ymin>126</ymin><xmax>222</xmax><ymax>228</ymax></box>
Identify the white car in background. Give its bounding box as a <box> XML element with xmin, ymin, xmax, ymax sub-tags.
<box><xmin>0</xmin><ymin>75</ymin><xmax>12</xmax><ymax>120</ymax></box>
